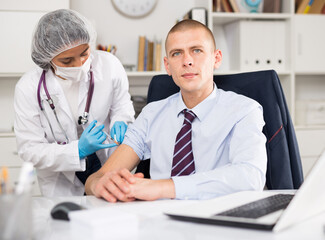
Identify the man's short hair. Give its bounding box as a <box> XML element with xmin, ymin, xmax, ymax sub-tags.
<box><xmin>165</xmin><ymin>19</ymin><xmax>216</xmax><ymax>51</ymax></box>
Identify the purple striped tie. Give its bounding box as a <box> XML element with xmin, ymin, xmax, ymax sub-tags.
<box><xmin>171</xmin><ymin>109</ymin><xmax>196</xmax><ymax>177</ymax></box>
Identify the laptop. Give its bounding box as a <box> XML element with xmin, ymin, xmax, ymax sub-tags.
<box><xmin>165</xmin><ymin>151</ymin><xmax>325</xmax><ymax>232</ymax></box>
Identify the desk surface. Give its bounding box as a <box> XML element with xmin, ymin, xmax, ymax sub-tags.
<box><xmin>32</xmin><ymin>195</ymin><xmax>325</xmax><ymax>240</ymax></box>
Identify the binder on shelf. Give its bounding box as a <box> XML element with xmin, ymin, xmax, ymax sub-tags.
<box><xmin>229</xmin><ymin>0</ymin><xmax>240</xmax><ymax>12</ymax></box>
<box><xmin>213</xmin><ymin>0</ymin><xmax>222</xmax><ymax>12</ymax></box>
<box><xmin>221</xmin><ymin>0</ymin><xmax>233</xmax><ymax>12</ymax></box>
<box><xmin>144</xmin><ymin>38</ymin><xmax>148</xmax><ymax>71</ymax></box>
<box><xmin>137</xmin><ymin>36</ymin><xmax>162</xmax><ymax>72</ymax></box>
<box><xmin>137</xmin><ymin>36</ymin><xmax>145</xmax><ymax>71</ymax></box>
<box><xmin>154</xmin><ymin>41</ymin><xmax>162</xmax><ymax>71</ymax></box>
<box><xmin>263</xmin><ymin>0</ymin><xmax>282</xmax><ymax>13</ymax></box>
<box><xmin>303</xmin><ymin>0</ymin><xmax>315</xmax><ymax>13</ymax></box>
<box><xmin>308</xmin><ymin>0</ymin><xmax>325</xmax><ymax>13</ymax></box>
<box><xmin>296</xmin><ymin>0</ymin><xmax>312</xmax><ymax>13</ymax></box>
<box><xmin>273</xmin><ymin>21</ymin><xmax>286</xmax><ymax>71</ymax></box>
<box><xmin>147</xmin><ymin>41</ymin><xmax>154</xmax><ymax>71</ymax></box>
<box><xmin>183</xmin><ymin>8</ymin><xmax>207</xmax><ymax>25</ymax></box>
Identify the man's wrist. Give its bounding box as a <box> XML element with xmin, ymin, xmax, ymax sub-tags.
<box><xmin>158</xmin><ymin>179</ymin><xmax>175</xmax><ymax>199</ymax></box>
<box><xmin>85</xmin><ymin>171</ymin><xmax>103</xmax><ymax>195</ymax></box>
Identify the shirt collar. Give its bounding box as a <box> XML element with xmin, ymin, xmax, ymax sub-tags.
<box><xmin>176</xmin><ymin>83</ymin><xmax>219</xmax><ymax>121</ymax></box>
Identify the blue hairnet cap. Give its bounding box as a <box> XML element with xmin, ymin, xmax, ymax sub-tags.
<box><xmin>31</xmin><ymin>9</ymin><xmax>97</xmax><ymax>70</ymax></box>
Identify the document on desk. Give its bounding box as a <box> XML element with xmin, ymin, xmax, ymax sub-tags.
<box><xmin>69</xmin><ymin>207</ymin><xmax>138</xmax><ymax>239</ymax></box>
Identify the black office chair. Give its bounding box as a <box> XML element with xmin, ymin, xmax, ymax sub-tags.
<box><xmin>135</xmin><ymin>70</ymin><xmax>304</xmax><ymax>190</ymax></box>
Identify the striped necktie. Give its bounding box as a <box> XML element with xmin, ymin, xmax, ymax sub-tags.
<box><xmin>171</xmin><ymin>109</ymin><xmax>196</xmax><ymax>177</ymax></box>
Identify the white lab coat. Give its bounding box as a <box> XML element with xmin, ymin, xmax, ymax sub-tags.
<box><xmin>14</xmin><ymin>51</ymin><xmax>135</xmax><ymax>196</ymax></box>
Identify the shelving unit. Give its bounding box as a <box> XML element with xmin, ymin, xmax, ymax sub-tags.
<box><xmin>209</xmin><ymin>0</ymin><xmax>325</xmax><ymax>177</ymax></box>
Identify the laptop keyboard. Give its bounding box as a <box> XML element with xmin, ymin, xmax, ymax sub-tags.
<box><xmin>215</xmin><ymin>194</ymin><xmax>294</xmax><ymax>219</ymax></box>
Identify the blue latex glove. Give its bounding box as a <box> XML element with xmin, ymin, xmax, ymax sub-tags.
<box><xmin>78</xmin><ymin>120</ymin><xmax>117</xmax><ymax>159</ymax></box>
<box><xmin>110</xmin><ymin>121</ymin><xmax>128</xmax><ymax>144</ymax></box>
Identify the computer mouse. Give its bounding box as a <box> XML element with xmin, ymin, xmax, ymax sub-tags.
<box><xmin>50</xmin><ymin>201</ymin><xmax>84</xmax><ymax>221</ymax></box>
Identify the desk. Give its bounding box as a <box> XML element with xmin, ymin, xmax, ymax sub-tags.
<box><xmin>32</xmin><ymin>196</ymin><xmax>325</xmax><ymax>240</ymax></box>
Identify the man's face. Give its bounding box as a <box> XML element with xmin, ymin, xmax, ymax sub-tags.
<box><xmin>164</xmin><ymin>28</ymin><xmax>222</xmax><ymax>97</ymax></box>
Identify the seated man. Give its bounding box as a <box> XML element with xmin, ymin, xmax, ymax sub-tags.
<box><xmin>85</xmin><ymin>19</ymin><xmax>267</xmax><ymax>202</ymax></box>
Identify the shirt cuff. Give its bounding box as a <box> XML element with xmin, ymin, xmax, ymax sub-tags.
<box><xmin>123</xmin><ymin>129</ymin><xmax>145</xmax><ymax>160</ymax></box>
<box><xmin>172</xmin><ymin>176</ymin><xmax>198</xmax><ymax>200</ymax></box>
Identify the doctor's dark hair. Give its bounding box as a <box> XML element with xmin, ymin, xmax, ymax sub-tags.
<box><xmin>165</xmin><ymin>19</ymin><xmax>216</xmax><ymax>53</ymax></box>
<box><xmin>31</xmin><ymin>9</ymin><xmax>96</xmax><ymax>70</ymax></box>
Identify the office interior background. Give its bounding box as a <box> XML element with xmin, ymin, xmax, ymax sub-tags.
<box><xmin>0</xmin><ymin>0</ymin><xmax>324</xmax><ymax>195</ymax></box>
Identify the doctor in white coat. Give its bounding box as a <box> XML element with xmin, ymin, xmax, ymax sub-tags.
<box><xmin>14</xmin><ymin>9</ymin><xmax>135</xmax><ymax>196</ymax></box>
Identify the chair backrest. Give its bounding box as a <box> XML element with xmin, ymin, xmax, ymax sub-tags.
<box><xmin>136</xmin><ymin>70</ymin><xmax>304</xmax><ymax>189</ymax></box>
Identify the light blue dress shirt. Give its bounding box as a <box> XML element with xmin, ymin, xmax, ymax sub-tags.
<box><xmin>124</xmin><ymin>85</ymin><xmax>267</xmax><ymax>200</ymax></box>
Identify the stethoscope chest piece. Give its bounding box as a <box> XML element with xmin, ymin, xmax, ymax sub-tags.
<box><xmin>78</xmin><ymin>112</ymin><xmax>89</xmax><ymax>125</ymax></box>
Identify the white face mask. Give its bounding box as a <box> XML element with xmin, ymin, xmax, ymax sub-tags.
<box><xmin>51</xmin><ymin>56</ymin><xmax>91</xmax><ymax>81</ymax></box>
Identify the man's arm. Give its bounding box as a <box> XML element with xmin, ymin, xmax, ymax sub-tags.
<box><xmin>85</xmin><ymin>144</ymin><xmax>140</xmax><ymax>202</ymax></box>
<box><xmin>126</xmin><ymin>177</ymin><xmax>176</xmax><ymax>201</ymax></box>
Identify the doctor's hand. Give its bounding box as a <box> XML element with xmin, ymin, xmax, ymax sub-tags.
<box><xmin>110</xmin><ymin>121</ymin><xmax>128</xmax><ymax>144</ymax></box>
<box><xmin>78</xmin><ymin>120</ymin><xmax>117</xmax><ymax>159</ymax></box>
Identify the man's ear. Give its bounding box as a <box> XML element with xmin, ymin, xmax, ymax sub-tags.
<box><xmin>213</xmin><ymin>49</ymin><xmax>222</xmax><ymax>69</ymax></box>
<box><xmin>164</xmin><ymin>56</ymin><xmax>172</xmax><ymax>76</ymax></box>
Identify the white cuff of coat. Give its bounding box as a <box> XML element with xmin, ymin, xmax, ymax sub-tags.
<box><xmin>63</xmin><ymin>140</ymin><xmax>86</xmax><ymax>184</ymax></box>
<box><xmin>172</xmin><ymin>176</ymin><xmax>198</xmax><ymax>200</ymax></box>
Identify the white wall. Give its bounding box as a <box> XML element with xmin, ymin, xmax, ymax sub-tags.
<box><xmin>0</xmin><ymin>78</ymin><xmax>19</xmax><ymax>132</ymax></box>
<box><xmin>70</xmin><ymin>0</ymin><xmax>197</xmax><ymax>68</ymax></box>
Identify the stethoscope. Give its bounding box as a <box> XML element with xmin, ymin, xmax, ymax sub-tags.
<box><xmin>37</xmin><ymin>68</ymin><xmax>94</xmax><ymax>145</ymax></box>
